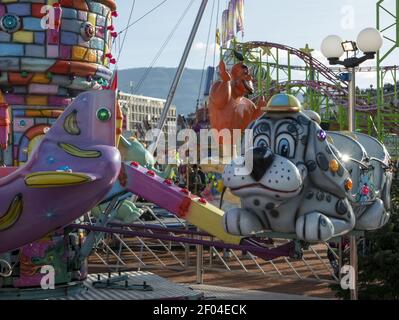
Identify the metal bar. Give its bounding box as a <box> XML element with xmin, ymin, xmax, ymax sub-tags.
<box><xmin>325</xmin><ymin>242</ymin><xmax>340</xmax><ymax>261</ymax></box>
<box><xmin>271</xmin><ymin>240</ymin><xmax>302</xmax><ymax>279</ymax></box>
<box><xmin>282</xmin><ymin>255</ymin><xmax>302</xmax><ymax>279</ymax></box>
<box><xmin>380</xmin><ymin>4</ymin><xmax>396</xmax><ymax>18</ymax></box>
<box><xmin>80</xmin><ymin>197</ymin><xmax>120</xmax><ymax>259</ymax></box>
<box><xmin>246</xmin><ymin>252</ymin><xmax>266</xmax><ymax>275</ymax></box>
<box><xmin>397</xmin><ymin>0</ymin><xmax>399</xmax><ymax>44</ymax></box>
<box><xmin>267</xmin><ymin>259</ymin><xmax>284</xmax><ymax>277</ymax></box>
<box><xmin>338</xmin><ymin>237</ymin><xmax>343</xmax><ymax>282</ymax></box>
<box><xmin>229</xmin><ymin>249</ymin><xmax>248</xmax><ymax>272</ymax></box>
<box><xmin>350</xmin><ymin>236</ymin><xmax>358</xmax><ymax>300</ymax></box>
<box><xmin>209</xmin><ymin>236</ymin><xmax>214</xmax><ymax>268</ymax></box>
<box><xmin>114</xmin><ymin>235</ymin><xmax>124</xmax><ymax>272</ymax></box>
<box><xmin>93</xmin><ymin>251</ymin><xmax>108</xmax><ymax>266</ymax></box>
<box><xmin>151</xmin><ymin>0</ymin><xmax>208</xmax><ymax>153</ymax></box>
<box><xmin>110</xmin><ymin>222</ymin><xmax>209</xmax><ymax>237</ymax></box>
<box><xmin>348</xmin><ymin>67</ymin><xmax>356</xmax><ymax>132</ymax></box>
<box><xmin>382</xmin><ymin>35</ymin><xmax>396</xmax><ymax>44</ymax></box>
<box><xmin>88</xmin><ymin>264</ymin><xmax>184</xmax><ymax>272</ymax></box>
<box><xmin>112</xmin><ymin>233</ymin><xmax>146</xmax><ymax>266</ymax></box>
<box><xmin>98</xmin><ymin>239</ymin><xmax>127</xmax><ymax>266</ymax></box>
<box><xmin>135</xmin><ymin>220</ymin><xmax>185</xmax><ymax>267</ymax></box>
<box><xmin>127</xmin><ymin>230</ymin><xmax>167</xmax><ymax>268</ymax></box>
<box><xmin>185</xmin><ymin>222</ymin><xmax>190</xmax><ymax>268</ymax></box>
<box><xmin>380</xmin><ymin>44</ymin><xmax>396</xmax><ymax>63</ymax></box>
<box><xmin>71</xmin><ymin>224</ymin><xmax>295</xmax><ymax>259</ymax></box>
<box><xmin>380</xmin><ymin>22</ymin><xmax>396</xmax><ymax>33</ymax></box>
<box><xmin>142</xmin><ymin>206</ymin><xmax>187</xmax><ymax>249</ymax></box>
<box><xmin>209</xmin><ymin>247</ymin><xmax>231</xmax><ymax>271</ymax></box>
<box><xmin>196</xmin><ymin>231</ymin><xmax>204</xmax><ymax>284</ymax></box>
<box><xmin>301</xmin><ymin>256</ymin><xmax>321</xmax><ymax>280</ymax></box>
<box><xmin>348</xmin><ymin>62</ymin><xmax>358</xmax><ymax>300</ymax></box>
<box><xmin>309</xmin><ymin>245</ymin><xmax>339</xmax><ymax>282</ymax></box>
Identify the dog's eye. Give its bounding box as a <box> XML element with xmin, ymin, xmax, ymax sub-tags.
<box><xmin>279</xmin><ymin>140</ymin><xmax>290</xmax><ymax>157</ymax></box>
<box><xmin>276</xmin><ymin>133</ymin><xmax>295</xmax><ymax>158</ymax></box>
<box><xmin>254</xmin><ymin>134</ymin><xmax>270</xmax><ymax>148</ymax></box>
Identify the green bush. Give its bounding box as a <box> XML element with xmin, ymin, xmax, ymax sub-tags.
<box><xmin>330</xmin><ymin>177</ymin><xmax>399</xmax><ymax>299</ymax></box>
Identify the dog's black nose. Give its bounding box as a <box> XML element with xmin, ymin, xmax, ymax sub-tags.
<box><xmin>250</xmin><ymin>147</ymin><xmax>275</xmax><ymax>181</ymax></box>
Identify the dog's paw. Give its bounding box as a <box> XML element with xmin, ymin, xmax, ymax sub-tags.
<box><xmin>296</xmin><ymin>212</ymin><xmax>335</xmax><ymax>242</ymax></box>
<box><xmin>223</xmin><ymin>208</ymin><xmax>265</xmax><ymax>236</ymax></box>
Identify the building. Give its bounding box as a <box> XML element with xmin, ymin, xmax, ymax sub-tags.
<box><xmin>118</xmin><ymin>91</ymin><xmax>177</xmax><ymax>138</ymax></box>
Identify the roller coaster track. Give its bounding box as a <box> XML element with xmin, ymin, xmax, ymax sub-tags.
<box><xmin>251</xmin><ymin>61</ymin><xmax>399</xmax><ymax>73</ymax></box>
<box><xmin>246</xmin><ymin>42</ymin><xmax>380</xmax><ymax>112</ymax></box>
<box><xmin>260</xmin><ymin>79</ymin><xmax>397</xmax><ymax>135</ymax></box>
<box><xmin>246</xmin><ymin>41</ymin><xmax>347</xmax><ymax>89</ymax></box>
<box><xmin>247</xmin><ymin>42</ymin><xmax>399</xmax><ymax>83</ymax></box>
<box><xmin>272</xmin><ymin>80</ymin><xmax>399</xmax><ymax>134</ymax></box>
<box><xmin>229</xmin><ymin>41</ymin><xmax>399</xmax><ymax>135</ymax></box>
<box><xmin>271</xmin><ymin>80</ymin><xmax>377</xmax><ymax>112</ymax></box>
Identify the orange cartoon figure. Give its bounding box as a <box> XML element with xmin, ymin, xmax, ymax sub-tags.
<box><xmin>209</xmin><ymin>52</ymin><xmax>266</xmax><ymax>135</ymax></box>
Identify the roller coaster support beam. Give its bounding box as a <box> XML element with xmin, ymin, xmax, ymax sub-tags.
<box><xmin>376</xmin><ymin>0</ymin><xmax>399</xmax><ymax>140</ymax></box>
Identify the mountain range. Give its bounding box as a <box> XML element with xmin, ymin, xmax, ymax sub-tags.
<box><xmin>118</xmin><ymin>67</ymin><xmax>205</xmax><ymax>115</ymax></box>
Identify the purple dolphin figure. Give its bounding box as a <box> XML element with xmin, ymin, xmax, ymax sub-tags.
<box><xmin>0</xmin><ymin>90</ymin><xmax>121</xmax><ymax>254</ymax></box>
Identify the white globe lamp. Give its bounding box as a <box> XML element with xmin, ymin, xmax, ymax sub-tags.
<box><xmin>321</xmin><ymin>35</ymin><xmax>344</xmax><ymax>59</ymax></box>
<box><xmin>356</xmin><ymin>27</ymin><xmax>383</xmax><ymax>53</ymax></box>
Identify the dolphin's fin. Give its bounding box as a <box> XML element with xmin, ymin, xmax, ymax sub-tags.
<box><xmin>24</xmin><ymin>171</ymin><xmax>98</xmax><ymax>188</ymax></box>
<box><xmin>119</xmin><ymin>136</ymin><xmax>131</xmax><ymax>148</ymax></box>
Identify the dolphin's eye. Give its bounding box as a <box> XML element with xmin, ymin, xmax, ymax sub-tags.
<box><xmin>97</xmin><ymin>108</ymin><xmax>112</xmax><ymax>122</ymax></box>
<box><xmin>276</xmin><ymin>133</ymin><xmax>295</xmax><ymax>158</ymax></box>
<box><xmin>1</xmin><ymin>14</ymin><xmax>21</xmax><ymax>33</ymax></box>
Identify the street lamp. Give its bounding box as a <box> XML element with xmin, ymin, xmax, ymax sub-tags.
<box><xmin>321</xmin><ymin>27</ymin><xmax>383</xmax><ymax>301</ymax></box>
<box><xmin>321</xmin><ymin>28</ymin><xmax>383</xmax><ymax>131</ymax></box>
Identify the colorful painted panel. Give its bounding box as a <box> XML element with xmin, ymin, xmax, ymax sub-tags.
<box><xmin>0</xmin><ymin>0</ymin><xmax>116</xmax><ymax>165</ymax></box>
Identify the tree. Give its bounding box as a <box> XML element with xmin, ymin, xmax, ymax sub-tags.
<box><xmin>330</xmin><ymin>177</ymin><xmax>399</xmax><ymax>300</ymax></box>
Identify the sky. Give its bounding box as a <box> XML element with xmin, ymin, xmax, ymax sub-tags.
<box><xmin>113</xmin><ymin>0</ymin><xmax>399</xmax><ymax>88</ymax></box>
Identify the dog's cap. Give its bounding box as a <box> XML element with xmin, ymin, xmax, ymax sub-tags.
<box><xmin>263</xmin><ymin>94</ymin><xmax>301</xmax><ymax>113</ymax></box>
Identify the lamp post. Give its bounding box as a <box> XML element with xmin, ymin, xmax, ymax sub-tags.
<box><xmin>321</xmin><ymin>28</ymin><xmax>383</xmax><ymax>131</ymax></box>
<box><xmin>321</xmin><ymin>27</ymin><xmax>383</xmax><ymax>301</ymax></box>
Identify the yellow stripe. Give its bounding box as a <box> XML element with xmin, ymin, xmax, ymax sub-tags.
<box><xmin>25</xmin><ymin>172</ymin><xmax>92</xmax><ymax>188</ymax></box>
<box><xmin>186</xmin><ymin>200</ymin><xmax>242</xmax><ymax>245</ymax></box>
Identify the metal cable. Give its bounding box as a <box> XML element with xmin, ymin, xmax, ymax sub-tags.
<box><xmin>118</xmin><ymin>0</ymin><xmax>169</xmax><ymax>34</ymax></box>
<box><xmin>196</xmin><ymin>0</ymin><xmax>216</xmax><ymax>110</ymax></box>
<box><xmin>116</xmin><ymin>0</ymin><xmax>136</xmax><ymax>63</ymax></box>
<box><xmin>133</xmin><ymin>0</ymin><xmax>196</xmax><ymax>94</ymax></box>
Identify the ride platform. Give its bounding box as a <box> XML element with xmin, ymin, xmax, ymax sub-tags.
<box><xmin>51</xmin><ymin>271</ymin><xmax>204</xmax><ymax>300</ymax></box>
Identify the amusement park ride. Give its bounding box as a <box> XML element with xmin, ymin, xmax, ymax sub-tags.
<box><xmin>0</xmin><ymin>0</ymin><xmax>397</xmax><ymax>300</ymax></box>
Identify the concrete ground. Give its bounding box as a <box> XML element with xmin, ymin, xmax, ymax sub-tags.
<box><xmin>187</xmin><ymin>283</ymin><xmax>331</xmax><ymax>300</ymax></box>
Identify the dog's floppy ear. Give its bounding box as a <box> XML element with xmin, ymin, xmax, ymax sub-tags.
<box><xmin>305</xmin><ymin>121</ymin><xmax>352</xmax><ymax>198</ymax></box>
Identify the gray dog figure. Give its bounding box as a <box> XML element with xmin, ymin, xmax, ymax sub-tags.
<box><xmin>327</xmin><ymin>131</ymin><xmax>392</xmax><ymax>231</ymax></box>
<box><xmin>222</xmin><ymin>94</ymin><xmax>356</xmax><ymax>242</ymax></box>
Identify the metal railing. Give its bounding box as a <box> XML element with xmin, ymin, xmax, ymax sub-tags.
<box><xmin>85</xmin><ymin>204</ymin><xmax>341</xmax><ymax>286</ymax></box>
